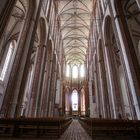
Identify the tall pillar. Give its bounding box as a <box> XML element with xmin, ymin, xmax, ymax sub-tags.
<box><xmin>59</xmin><ymin>79</ymin><xmax>63</xmax><ymax>113</ymax></box>
<box><xmin>36</xmin><ymin>45</ymin><xmax>47</xmax><ymax>117</ymax></box>
<box><xmin>88</xmin><ymin>64</ymin><xmax>96</xmax><ymax>118</ymax></box>
<box><xmin>69</xmin><ymin>89</ymin><xmax>72</xmax><ymax>115</ymax></box>
<box><xmin>0</xmin><ymin>1</ymin><xmax>42</xmax><ymax>117</ymax></box>
<box><xmin>42</xmin><ymin>54</ymin><xmax>53</xmax><ymax>117</ymax></box>
<box><xmin>99</xmin><ymin>57</ymin><xmax>111</xmax><ymax>118</ymax></box>
<box><xmin>78</xmin><ymin>90</ymin><xmax>81</xmax><ymax>116</ymax></box>
<box><xmin>40</xmin><ymin>44</ymin><xmax>53</xmax><ymax>117</ymax></box>
<box><xmin>69</xmin><ymin>66</ymin><xmax>72</xmax><ymax>115</ymax></box>
<box><xmin>88</xmin><ymin>80</ymin><xmax>95</xmax><ymax>117</ymax></box>
<box><xmin>93</xmin><ymin>54</ymin><xmax>101</xmax><ymax>117</ymax></box>
<box><xmin>48</xmin><ymin>62</ymin><xmax>57</xmax><ymax>117</ymax></box>
<box><xmin>30</xmin><ymin>46</ymin><xmax>44</xmax><ymax>117</ymax></box>
<box><xmin>78</xmin><ymin>67</ymin><xmax>81</xmax><ymax>116</ymax></box>
<box><xmin>62</xmin><ymin>86</ymin><xmax>66</xmax><ymax>115</ymax></box>
<box><xmin>47</xmin><ymin>54</ymin><xmax>57</xmax><ymax>117</ymax></box>
<box><xmin>97</xmin><ymin>41</ymin><xmax>111</xmax><ymax>118</ymax></box>
<box><xmin>45</xmin><ymin>57</ymin><xmax>53</xmax><ymax>116</ymax></box>
<box><xmin>97</xmin><ymin>59</ymin><xmax>105</xmax><ymax>117</ymax></box>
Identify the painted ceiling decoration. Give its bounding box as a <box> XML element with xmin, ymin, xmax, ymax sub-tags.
<box><xmin>56</xmin><ymin>0</ymin><xmax>93</xmax><ymax>66</ymax></box>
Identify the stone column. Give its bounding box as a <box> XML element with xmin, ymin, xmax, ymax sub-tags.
<box><xmin>52</xmin><ymin>69</ymin><xmax>58</xmax><ymax>116</ymax></box>
<box><xmin>40</xmin><ymin>65</ymin><xmax>48</xmax><ymax>117</ymax></box>
<box><xmin>59</xmin><ymin>79</ymin><xmax>63</xmax><ymax>112</ymax></box>
<box><xmin>97</xmin><ymin>44</ymin><xmax>111</xmax><ymax>118</ymax></box>
<box><xmin>36</xmin><ymin>45</ymin><xmax>47</xmax><ymax>117</ymax></box>
<box><xmin>84</xmin><ymin>84</ymin><xmax>89</xmax><ymax>117</ymax></box>
<box><xmin>40</xmin><ymin>45</ymin><xmax>53</xmax><ymax>117</ymax></box>
<box><xmin>48</xmin><ymin>61</ymin><xmax>58</xmax><ymax>117</ymax></box>
<box><xmin>47</xmin><ymin>54</ymin><xmax>55</xmax><ymax>117</ymax></box>
<box><xmin>43</xmin><ymin>55</ymin><xmax>53</xmax><ymax>117</ymax></box>
<box><xmin>69</xmin><ymin>67</ymin><xmax>72</xmax><ymax>115</ymax></box>
<box><xmin>54</xmin><ymin>79</ymin><xmax>61</xmax><ymax>116</ymax></box>
<box><xmin>69</xmin><ymin>91</ymin><xmax>72</xmax><ymax>116</ymax></box>
<box><xmin>24</xmin><ymin>66</ymin><xmax>35</xmax><ymax>117</ymax></box>
<box><xmin>0</xmin><ymin>1</ymin><xmax>42</xmax><ymax>117</ymax></box>
<box><xmin>78</xmin><ymin>67</ymin><xmax>81</xmax><ymax>116</ymax></box>
<box><xmin>88</xmin><ymin>64</ymin><xmax>97</xmax><ymax>118</ymax></box>
<box><xmin>99</xmin><ymin>58</ymin><xmax>111</xmax><ymax>118</ymax></box>
<box><xmin>97</xmin><ymin>59</ymin><xmax>105</xmax><ymax>117</ymax></box>
<box><xmin>93</xmin><ymin>55</ymin><xmax>101</xmax><ymax>117</ymax></box>
<box><xmin>30</xmin><ymin>46</ymin><xmax>44</xmax><ymax>117</ymax></box>
<box><xmin>78</xmin><ymin>90</ymin><xmax>81</xmax><ymax>116</ymax></box>
<box><xmin>89</xmin><ymin>80</ymin><xmax>95</xmax><ymax>118</ymax></box>
<box><xmin>62</xmin><ymin>86</ymin><xmax>66</xmax><ymax>115</ymax></box>
<box><xmin>100</xmin><ymin>0</ymin><xmax>105</xmax><ymax>13</ymax></box>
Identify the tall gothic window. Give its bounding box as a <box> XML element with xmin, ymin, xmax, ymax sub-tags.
<box><xmin>0</xmin><ymin>0</ymin><xmax>29</xmax><ymax>81</ymax></box>
<box><xmin>72</xmin><ymin>65</ymin><xmax>78</xmax><ymax>78</ymax></box>
<box><xmin>80</xmin><ymin>64</ymin><xmax>85</xmax><ymax>77</ymax></box>
<box><xmin>0</xmin><ymin>41</ymin><xmax>16</xmax><ymax>81</ymax></box>
<box><xmin>71</xmin><ymin>90</ymin><xmax>78</xmax><ymax>111</ymax></box>
<box><xmin>66</xmin><ymin>64</ymin><xmax>70</xmax><ymax>77</ymax></box>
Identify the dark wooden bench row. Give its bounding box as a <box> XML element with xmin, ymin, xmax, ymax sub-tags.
<box><xmin>0</xmin><ymin>117</ymin><xmax>72</xmax><ymax>138</ymax></box>
<box><xmin>79</xmin><ymin>118</ymin><xmax>140</xmax><ymax>138</ymax></box>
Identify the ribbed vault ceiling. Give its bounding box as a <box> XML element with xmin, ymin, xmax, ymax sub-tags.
<box><xmin>57</xmin><ymin>0</ymin><xmax>93</xmax><ymax>65</ymax></box>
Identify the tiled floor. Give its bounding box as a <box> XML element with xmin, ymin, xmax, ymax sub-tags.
<box><xmin>59</xmin><ymin>119</ymin><xmax>92</xmax><ymax>140</ymax></box>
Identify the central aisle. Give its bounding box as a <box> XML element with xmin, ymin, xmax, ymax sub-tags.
<box><xmin>59</xmin><ymin>119</ymin><xmax>92</xmax><ymax>140</ymax></box>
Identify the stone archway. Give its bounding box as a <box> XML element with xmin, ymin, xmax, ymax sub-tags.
<box><xmin>23</xmin><ymin>17</ymin><xmax>47</xmax><ymax>117</ymax></box>
<box><xmin>97</xmin><ymin>39</ymin><xmax>111</xmax><ymax>118</ymax></box>
<box><xmin>114</xmin><ymin>0</ymin><xmax>140</xmax><ymax>120</ymax></box>
<box><xmin>104</xmin><ymin>15</ymin><xmax>131</xmax><ymax>119</ymax></box>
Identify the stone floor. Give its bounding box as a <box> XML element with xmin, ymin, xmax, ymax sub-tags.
<box><xmin>58</xmin><ymin>119</ymin><xmax>92</xmax><ymax>140</ymax></box>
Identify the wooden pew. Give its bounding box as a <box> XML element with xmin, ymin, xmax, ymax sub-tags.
<box><xmin>79</xmin><ymin>118</ymin><xmax>140</xmax><ymax>138</ymax></box>
<box><xmin>0</xmin><ymin>117</ymin><xmax>72</xmax><ymax>138</ymax></box>
<box><xmin>0</xmin><ymin>118</ymin><xmax>15</xmax><ymax>136</ymax></box>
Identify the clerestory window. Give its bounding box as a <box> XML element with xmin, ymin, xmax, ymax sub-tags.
<box><xmin>0</xmin><ymin>41</ymin><xmax>16</xmax><ymax>81</ymax></box>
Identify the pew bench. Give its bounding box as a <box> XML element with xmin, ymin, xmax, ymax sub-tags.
<box><xmin>79</xmin><ymin>118</ymin><xmax>140</xmax><ymax>138</ymax></box>
<box><xmin>0</xmin><ymin>117</ymin><xmax>72</xmax><ymax>138</ymax></box>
